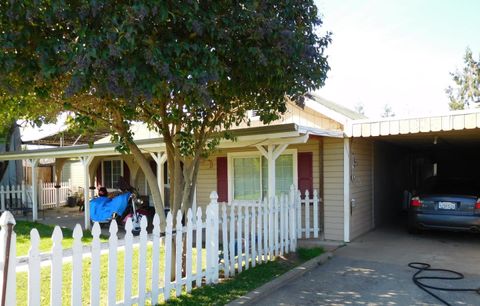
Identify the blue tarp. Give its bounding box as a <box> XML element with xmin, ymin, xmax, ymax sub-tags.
<box><xmin>90</xmin><ymin>192</ymin><xmax>131</xmax><ymax>222</ymax></box>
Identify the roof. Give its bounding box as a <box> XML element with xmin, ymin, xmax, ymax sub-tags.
<box><xmin>0</xmin><ymin>123</ymin><xmax>343</xmax><ymax>161</ymax></box>
<box><xmin>306</xmin><ymin>93</ymin><xmax>367</xmax><ymax>120</ymax></box>
<box><xmin>348</xmin><ymin>108</ymin><xmax>480</xmax><ymax>137</ymax></box>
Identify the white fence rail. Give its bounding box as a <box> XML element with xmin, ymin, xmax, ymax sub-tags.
<box><xmin>0</xmin><ymin>190</ymin><xmax>300</xmax><ymax>305</ymax></box>
<box><xmin>230</xmin><ymin>186</ymin><xmax>322</xmax><ymax>239</ymax></box>
<box><xmin>0</xmin><ymin>180</ymin><xmax>72</xmax><ymax>212</ymax></box>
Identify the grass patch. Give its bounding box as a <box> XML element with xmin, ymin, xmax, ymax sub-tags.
<box><xmin>162</xmin><ymin>247</ymin><xmax>325</xmax><ymax>306</ymax></box>
<box><xmin>14</xmin><ymin>221</ymin><xmax>107</xmax><ymax>257</ymax></box>
<box><xmin>297</xmin><ymin>247</ymin><xmax>324</xmax><ymax>261</ymax></box>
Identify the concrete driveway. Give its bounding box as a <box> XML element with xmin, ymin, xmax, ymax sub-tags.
<box><xmin>252</xmin><ymin>227</ymin><xmax>480</xmax><ymax>305</ymax></box>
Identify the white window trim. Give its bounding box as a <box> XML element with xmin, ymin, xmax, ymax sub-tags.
<box><xmin>227</xmin><ymin>149</ymin><xmax>298</xmax><ymax>203</ymax></box>
<box><xmin>101</xmin><ymin>158</ymin><xmax>124</xmax><ymax>191</ymax></box>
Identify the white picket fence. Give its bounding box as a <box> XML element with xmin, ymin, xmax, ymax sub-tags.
<box><xmin>38</xmin><ymin>180</ymin><xmax>72</xmax><ymax>209</ymax></box>
<box><xmin>230</xmin><ymin>187</ymin><xmax>322</xmax><ymax>239</ymax></box>
<box><xmin>0</xmin><ymin>190</ymin><xmax>302</xmax><ymax>306</ymax></box>
<box><xmin>0</xmin><ymin>180</ymin><xmax>72</xmax><ymax>212</ymax></box>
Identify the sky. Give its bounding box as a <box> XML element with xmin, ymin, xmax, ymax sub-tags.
<box><xmin>314</xmin><ymin>0</ymin><xmax>480</xmax><ymax>118</ymax></box>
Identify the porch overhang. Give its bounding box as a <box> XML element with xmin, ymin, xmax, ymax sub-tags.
<box><xmin>0</xmin><ymin>123</ymin><xmax>343</xmax><ymax>161</ymax></box>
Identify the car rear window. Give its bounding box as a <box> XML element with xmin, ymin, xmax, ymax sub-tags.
<box><xmin>419</xmin><ymin>178</ymin><xmax>480</xmax><ymax>195</ymax></box>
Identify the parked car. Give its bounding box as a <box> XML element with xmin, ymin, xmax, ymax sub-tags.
<box><xmin>408</xmin><ymin>177</ymin><xmax>480</xmax><ymax>233</ymax></box>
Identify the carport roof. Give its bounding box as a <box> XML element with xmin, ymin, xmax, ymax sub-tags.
<box><xmin>347</xmin><ymin>108</ymin><xmax>480</xmax><ymax>137</ymax></box>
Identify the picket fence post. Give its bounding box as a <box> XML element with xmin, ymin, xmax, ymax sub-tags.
<box><xmin>296</xmin><ymin>190</ymin><xmax>302</xmax><ymax>239</ymax></box>
<box><xmin>164</xmin><ymin>212</ymin><xmax>173</xmax><ymax>301</ymax></box>
<box><xmin>305</xmin><ymin>190</ymin><xmax>310</xmax><ymax>239</ymax></box>
<box><xmin>186</xmin><ymin>208</ymin><xmax>194</xmax><ymax>292</ymax></box>
<box><xmin>123</xmin><ymin>219</ymin><xmax>133</xmax><ymax>305</ymax></box>
<box><xmin>28</xmin><ymin>228</ymin><xmax>40</xmax><ymax>306</ymax></box>
<box><xmin>251</xmin><ymin>205</ymin><xmax>257</xmax><ymax>268</ymax></box>
<box><xmin>175</xmin><ymin>211</ymin><xmax>183</xmax><ymax>297</ymax></box>
<box><xmin>138</xmin><ymin>217</ymin><xmax>148</xmax><ymax>304</ymax></box>
<box><xmin>151</xmin><ymin>214</ymin><xmax>161</xmax><ymax>305</ymax></box>
<box><xmin>289</xmin><ymin>187</ymin><xmax>297</xmax><ymax>251</ymax></box>
<box><xmin>221</xmin><ymin>205</ymin><xmax>230</xmax><ymax>277</ymax></box>
<box><xmin>51</xmin><ymin>226</ymin><xmax>63</xmax><ymax>306</ymax></box>
<box><xmin>236</xmin><ymin>206</ymin><xmax>243</xmax><ymax>273</ymax></box>
<box><xmin>90</xmin><ymin>223</ymin><xmax>101</xmax><ymax>306</ymax></box>
<box><xmin>229</xmin><ymin>205</ymin><xmax>235</xmax><ymax>274</ymax></box>
<box><xmin>107</xmin><ymin>220</ymin><xmax>118</xmax><ymax>306</ymax></box>
<box><xmin>195</xmin><ymin>208</ymin><xmax>203</xmax><ymax>288</ymax></box>
<box><xmin>257</xmin><ymin>206</ymin><xmax>264</xmax><ymax>264</ymax></box>
<box><xmin>71</xmin><ymin>225</ymin><xmax>83</xmax><ymax>306</ymax></box>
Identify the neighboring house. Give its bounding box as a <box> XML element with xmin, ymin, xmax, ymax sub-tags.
<box><xmin>2</xmin><ymin>95</ymin><xmax>479</xmax><ymax>243</ymax></box>
<box><xmin>0</xmin><ymin>125</ymin><xmax>23</xmax><ymax>186</ymax></box>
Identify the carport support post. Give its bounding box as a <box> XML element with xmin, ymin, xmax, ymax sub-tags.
<box><xmin>29</xmin><ymin>159</ymin><xmax>39</xmax><ymax>221</ymax></box>
<box><xmin>256</xmin><ymin>144</ymin><xmax>288</xmax><ymax>200</ymax></box>
<box><xmin>81</xmin><ymin>156</ymin><xmax>94</xmax><ymax>230</ymax></box>
<box><xmin>343</xmin><ymin>138</ymin><xmax>351</xmax><ymax>243</ymax></box>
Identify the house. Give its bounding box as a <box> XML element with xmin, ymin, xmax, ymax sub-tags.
<box><xmin>2</xmin><ymin>95</ymin><xmax>479</xmax><ymax>242</ymax></box>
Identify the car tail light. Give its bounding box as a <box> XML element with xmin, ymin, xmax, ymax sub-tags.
<box><xmin>475</xmin><ymin>199</ymin><xmax>480</xmax><ymax>210</ymax></box>
<box><xmin>410</xmin><ymin>197</ymin><xmax>422</xmax><ymax>207</ymax></box>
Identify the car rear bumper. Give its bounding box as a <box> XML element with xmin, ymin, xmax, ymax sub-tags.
<box><xmin>409</xmin><ymin>212</ymin><xmax>480</xmax><ymax>232</ymax></box>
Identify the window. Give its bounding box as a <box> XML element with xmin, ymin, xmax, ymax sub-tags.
<box><xmin>229</xmin><ymin>150</ymin><xmax>297</xmax><ymax>201</ymax></box>
<box><xmin>102</xmin><ymin>160</ymin><xmax>123</xmax><ymax>189</ymax></box>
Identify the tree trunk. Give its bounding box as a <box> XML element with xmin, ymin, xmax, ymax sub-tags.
<box><xmin>127</xmin><ymin>142</ymin><xmax>167</xmax><ymax>228</ymax></box>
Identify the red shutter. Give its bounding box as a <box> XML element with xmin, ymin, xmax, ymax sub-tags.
<box><xmin>298</xmin><ymin>152</ymin><xmax>313</xmax><ymax>198</ymax></box>
<box><xmin>123</xmin><ymin>161</ymin><xmax>130</xmax><ymax>183</ymax></box>
<box><xmin>96</xmin><ymin>163</ymin><xmax>102</xmax><ymax>187</ymax></box>
<box><xmin>217</xmin><ymin>157</ymin><xmax>228</xmax><ymax>202</ymax></box>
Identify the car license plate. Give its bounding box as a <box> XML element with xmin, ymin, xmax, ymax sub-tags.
<box><xmin>438</xmin><ymin>201</ymin><xmax>456</xmax><ymax>210</ymax></box>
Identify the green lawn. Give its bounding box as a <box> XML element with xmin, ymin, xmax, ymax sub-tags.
<box><xmin>161</xmin><ymin>247</ymin><xmax>324</xmax><ymax>306</ymax></box>
<box><xmin>15</xmin><ymin>221</ymin><xmax>107</xmax><ymax>257</ymax></box>
<box><xmin>14</xmin><ymin>220</ymin><xmax>324</xmax><ymax>305</ymax></box>
<box><xmin>17</xmin><ymin>245</ymin><xmax>205</xmax><ymax>306</ymax></box>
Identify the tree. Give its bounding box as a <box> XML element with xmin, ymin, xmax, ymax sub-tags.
<box><xmin>381</xmin><ymin>104</ymin><xmax>395</xmax><ymax>118</ymax></box>
<box><xmin>354</xmin><ymin>102</ymin><xmax>365</xmax><ymax>115</ymax></box>
<box><xmin>0</xmin><ymin>1</ymin><xmax>331</xmax><ymax>220</ymax></box>
<box><xmin>446</xmin><ymin>48</ymin><xmax>480</xmax><ymax>110</ymax></box>
<box><xmin>0</xmin><ymin>93</ymin><xmax>58</xmax><ymax>182</ymax></box>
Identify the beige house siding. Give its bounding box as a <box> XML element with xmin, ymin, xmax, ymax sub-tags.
<box><xmin>61</xmin><ymin>159</ymin><xmax>84</xmax><ymax>190</ymax></box>
<box><xmin>233</xmin><ymin>101</ymin><xmax>343</xmax><ymax>132</ymax></box>
<box><xmin>195</xmin><ymin>138</ymin><xmax>322</xmax><ymax>210</ymax></box>
<box><xmin>323</xmin><ymin>138</ymin><xmax>344</xmax><ymax>241</ymax></box>
<box><xmin>349</xmin><ymin>139</ymin><xmax>374</xmax><ymax>240</ymax></box>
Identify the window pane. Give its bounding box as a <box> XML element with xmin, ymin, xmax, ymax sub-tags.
<box><xmin>233</xmin><ymin>157</ymin><xmax>261</xmax><ymax>200</ymax></box>
<box><xmin>112</xmin><ymin>160</ymin><xmax>122</xmax><ymax>188</ymax></box>
<box><xmin>276</xmin><ymin>155</ymin><xmax>293</xmax><ymax>195</ymax></box>
<box><xmin>104</xmin><ymin>161</ymin><xmax>112</xmax><ymax>188</ymax></box>
<box><xmin>262</xmin><ymin>154</ymin><xmax>294</xmax><ymax>198</ymax></box>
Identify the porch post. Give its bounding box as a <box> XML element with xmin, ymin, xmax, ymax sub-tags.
<box><xmin>256</xmin><ymin>144</ymin><xmax>288</xmax><ymax>200</ymax></box>
<box><xmin>29</xmin><ymin>159</ymin><xmax>39</xmax><ymax>221</ymax></box>
<box><xmin>80</xmin><ymin>156</ymin><xmax>94</xmax><ymax>230</ymax></box>
<box><xmin>150</xmin><ymin>152</ymin><xmax>167</xmax><ymax>204</ymax></box>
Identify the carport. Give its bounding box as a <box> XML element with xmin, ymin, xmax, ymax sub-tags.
<box><xmin>344</xmin><ymin>108</ymin><xmax>480</xmax><ymax>239</ymax></box>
